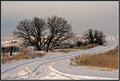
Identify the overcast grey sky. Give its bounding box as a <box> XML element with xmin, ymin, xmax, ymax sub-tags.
<box><xmin>1</xmin><ymin>1</ymin><xmax>119</xmax><ymax>36</ymax></box>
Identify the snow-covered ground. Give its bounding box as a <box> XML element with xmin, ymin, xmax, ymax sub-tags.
<box><xmin>1</xmin><ymin>36</ymin><xmax>119</xmax><ymax>80</ymax></box>
<box><xmin>1</xmin><ymin>36</ymin><xmax>23</xmax><ymax>47</ymax></box>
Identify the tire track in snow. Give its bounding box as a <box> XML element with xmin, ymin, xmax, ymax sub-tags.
<box><xmin>50</xmin><ymin>65</ymin><xmax>117</xmax><ymax>80</ymax></box>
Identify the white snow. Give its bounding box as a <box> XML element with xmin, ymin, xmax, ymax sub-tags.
<box><xmin>17</xmin><ymin>70</ymin><xmax>28</xmax><ymax>76</ymax></box>
<box><xmin>1</xmin><ymin>36</ymin><xmax>119</xmax><ymax>80</ymax></box>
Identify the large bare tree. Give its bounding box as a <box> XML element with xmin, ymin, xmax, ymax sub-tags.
<box><xmin>13</xmin><ymin>16</ymin><xmax>73</xmax><ymax>51</ymax></box>
<box><xmin>46</xmin><ymin>16</ymin><xmax>73</xmax><ymax>52</ymax></box>
<box><xmin>13</xmin><ymin>17</ymin><xmax>46</xmax><ymax>50</ymax></box>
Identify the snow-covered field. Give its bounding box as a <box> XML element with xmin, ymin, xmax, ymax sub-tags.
<box><xmin>1</xmin><ymin>36</ymin><xmax>119</xmax><ymax>80</ymax></box>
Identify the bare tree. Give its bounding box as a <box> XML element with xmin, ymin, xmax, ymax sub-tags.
<box><xmin>83</xmin><ymin>29</ymin><xmax>105</xmax><ymax>45</ymax></box>
<box><xmin>94</xmin><ymin>30</ymin><xmax>105</xmax><ymax>45</ymax></box>
<box><xmin>83</xmin><ymin>29</ymin><xmax>94</xmax><ymax>44</ymax></box>
<box><xmin>13</xmin><ymin>17</ymin><xmax>46</xmax><ymax>50</ymax></box>
<box><xmin>13</xmin><ymin>16</ymin><xmax>74</xmax><ymax>51</ymax></box>
<box><xmin>46</xmin><ymin>16</ymin><xmax>73</xmax><ymax>52</ymax></box>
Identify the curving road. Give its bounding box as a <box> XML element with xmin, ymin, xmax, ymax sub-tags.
<box><xmin>1</xmin><ymin>36</ymin><xmax>119</xmax><ymax>80</ymax></box>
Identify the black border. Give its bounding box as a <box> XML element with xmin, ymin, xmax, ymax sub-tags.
<box><xmin>0</xmin><ymin>0</ymin><xmax>119</xmax><ymax>81</ymax></box>
<box><xmin>0</xmin><ymin>0</ymin><xmax>1</xmax><ymax>80</ymax></box>
<box><xmin>0</xmin><ymin>0</ymin><xmax>119</xmax><ymax>1</ymax></box>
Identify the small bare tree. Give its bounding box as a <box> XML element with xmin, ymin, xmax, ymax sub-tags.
<box><xmin>83</xmin><ymin>29</ymin><xmax>105</xmax><ymax>45</ymax></box>
<box><xmin>13</xmin><ymin>17</ymin><xmax>46</xmax><ymax>50</ymax></box>
<box><xmin>94</xmin><ymin>30</ymin><xmax>105</xmax><ymax>45</ymax></box>
<box><xmin>83</xmin><ymin>29</ymin><xmax>94</xmax><ymax>44</ymax></box>
<box><xmin>46</xmin><ymin>16</ymin><xmax>73</xmax><ymax>52</ymax></box>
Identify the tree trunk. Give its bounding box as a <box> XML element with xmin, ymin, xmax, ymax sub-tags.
<box><xmin>2</xmin><ymin>48</ymin><xmax>5</xmax><ymax>57</ymax></box>
<box><xmin>38</xmin><ymin>47</ymin><xmax>42</xmax><ymax>51</ymax></box>
<box><xmin>46</xmin><ymin>49</ymin><xmax>48</xmax><ymax>52</ymax></box>
<box><xmin>35</xmin><ymin>45</ymin><xmax>42</xmax><ymax>51</ymax></box>
<box><xmin>10</xmin><ymin>47</ymin><xmax>13</xmax><ymax>56</ymax></box>
<box><xmin>46</xmin><ymin>43</ymin><xmax>49</xmax><ymax>52</ymax></box>
<box><xmin>3</xmin><ymin>49</ymin><xmax>5</xmax><ymax>57</ymax></box>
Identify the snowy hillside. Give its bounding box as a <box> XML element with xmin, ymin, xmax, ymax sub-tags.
<box><xmin>1</xmin><ymin>35</ymin><xmax>119</xmax><ymax>80</ymax></box>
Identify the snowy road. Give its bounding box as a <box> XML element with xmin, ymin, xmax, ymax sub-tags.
<box><xmin>1</xmin><ymin>36</ymin><xmax>119</xmax><ymax>80</ymax></box>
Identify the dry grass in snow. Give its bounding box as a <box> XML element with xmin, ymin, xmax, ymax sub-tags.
<box><xmin>75</xmin><ymin>44</ymin><xmax>98</xmax><ymax>49</ymax></box>
<box><xmin>2</xmin><ymin>52</ymin><xmax>45</xmax><ymax>64</ymax></box>
<box><xmin>51</xmin><ymin>44</ymin><xmax>98</xmax><ymax>53</ymax></box>
<box><xmin>70</xmin><ymin>46</ymin><xmax>118</xmax><ymax>69</ymax></box>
